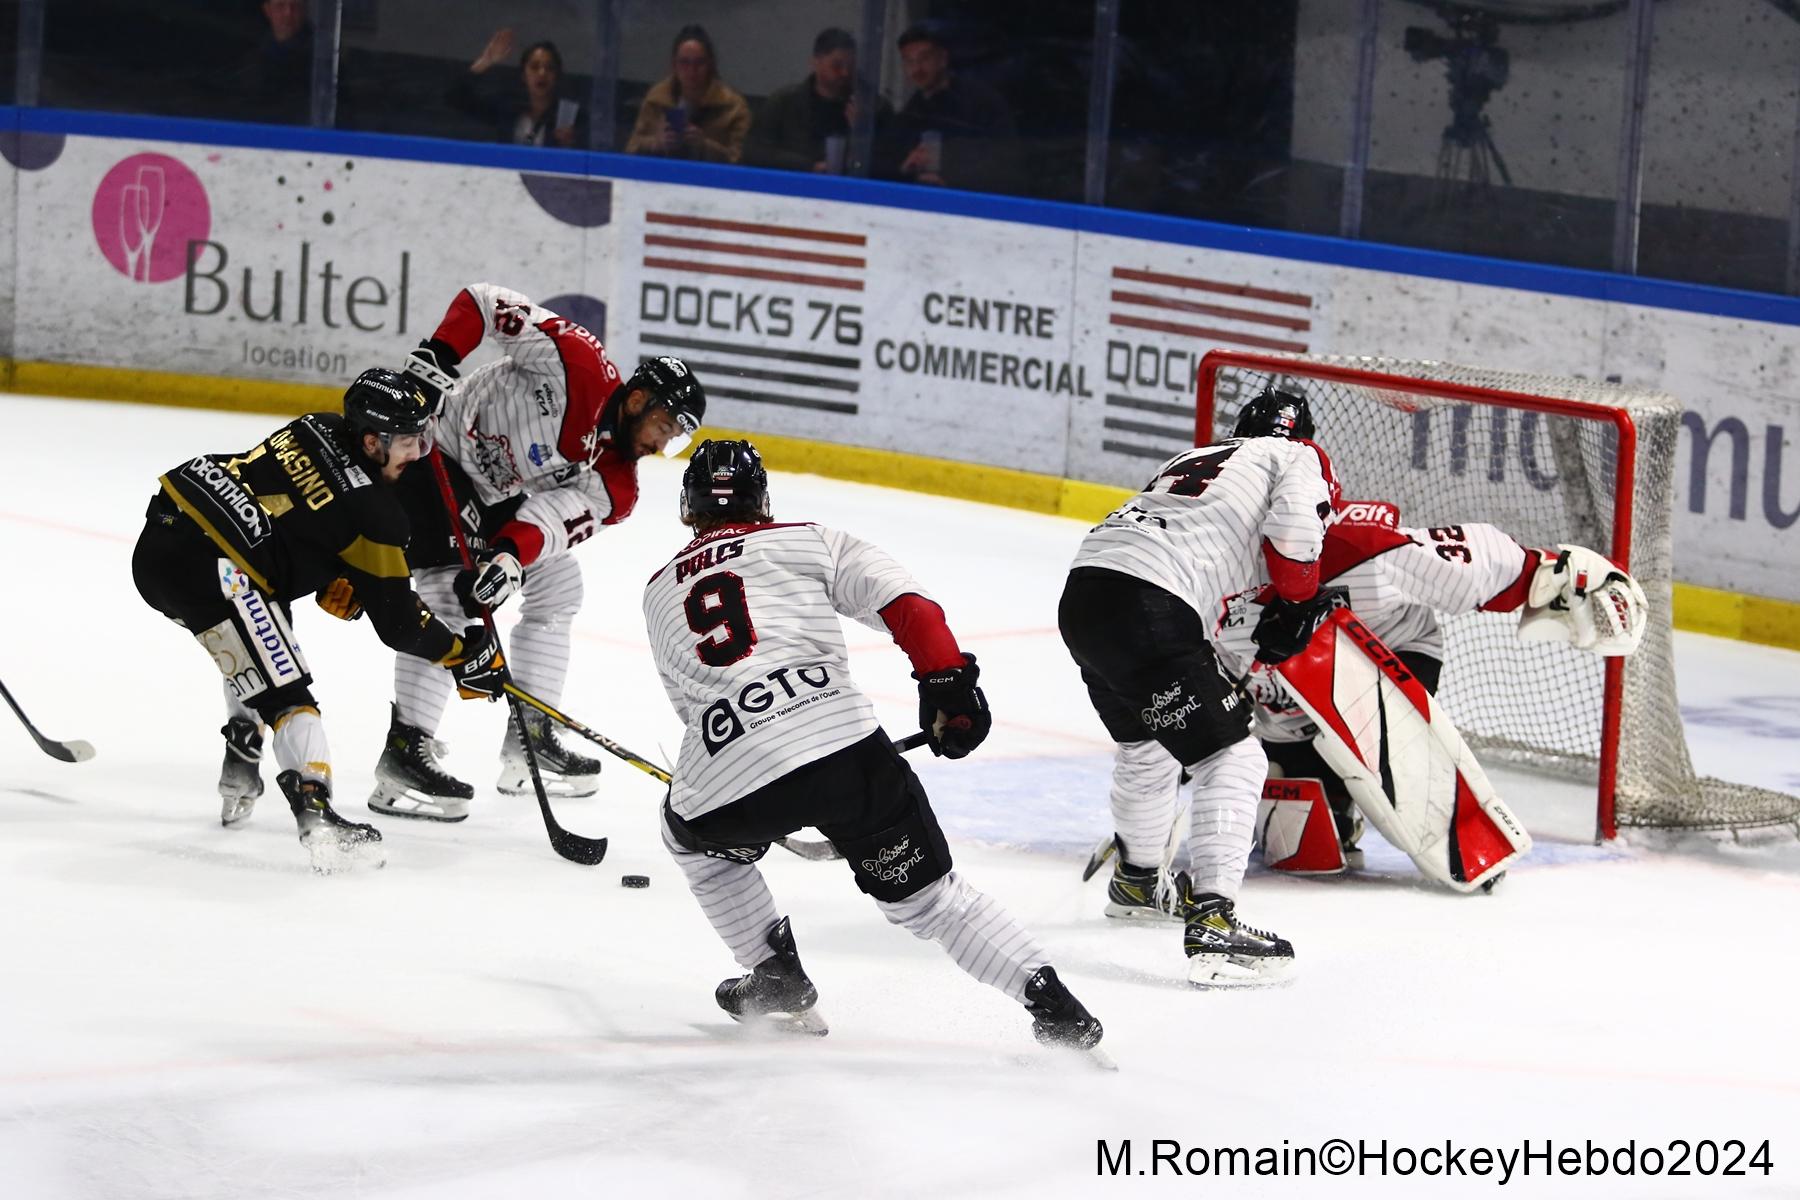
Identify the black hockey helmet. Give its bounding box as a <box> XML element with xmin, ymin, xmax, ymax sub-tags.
<box><xmin>626</xmin><ymin>355</ymin><xmax>706</xmax><ymax>455</ymax></box>
<box><xmin>344</xmin><ymin>367</ymin><xmax>438</xmax><ymax>448</ymax></box>
<box><xmin>1233</xmin><ymin>386</ymin><xmax>1314</xmax><ymax>441</ymax></box>
<box><xmin>681</xmin><ymin>439</ymin><xmax>771</xmax><ymax>526</ymax></box>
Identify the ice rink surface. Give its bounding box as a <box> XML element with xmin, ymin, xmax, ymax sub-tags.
<box><xmin>3</xmin><ymin>395</ymin><xmax>1797</xmax><ymax>1198</ymax></box>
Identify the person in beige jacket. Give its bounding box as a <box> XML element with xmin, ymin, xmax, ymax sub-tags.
<box><xmin>626</xmin><ymin>24</ymin><xmax>752</xmax><ymax>164</ymax></box>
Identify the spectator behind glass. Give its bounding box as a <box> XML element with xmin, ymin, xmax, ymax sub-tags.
<box><xmin>234</xmin><ymin>0</ymin><xmax>313</xmax><ymax>125</ymax></box>
<box><xmin>745</xmin><ymin>27</ymin><xmax>894</xmax><ymax>175</ymax></box>
<box><xmin>890</xmin><ymin>21</ymin><xmax>1022</xmax><ymax>193</ymax></box>
<box><xmin>448</xmin><ymin>29</ymin><xmax>586</xmax><ymax>148</ymax></box>
<box><xmin>625</xmin><ymin>25</ymin><xmax>751</xmax><ymax>164</ymax></box>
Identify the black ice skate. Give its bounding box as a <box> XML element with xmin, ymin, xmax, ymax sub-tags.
<box><xmin>715</xmin><ymin>917</ymin><xmax>829</xmax><ymax>1036</ymax></box>
<box><xmin>1330</xmin><ymin>795</ymin><xmax>1366</xmax><ymax>870</ymax></box>
<box><xmin>1022</xmin><ymin>965</ymin><xmax>1113</xmax><ymax>1069</ymax></box>
<box><xmin>218</xmin><ymin>717</ymin><xmax>264</xmax><ymax>827</ymax></box>
<box><xmin>279</xmin><ymin>771</ymin><xmax>386</xmax><ymax>875</ymax></box>
<box><xmin>497</xmin><ymin>708</ymin><xmax>601</xmax><ymax>799</ymax></box>
<box><xmin>368</xmin><ymin>704</ymin><xmax>474</xmax><ymax>822</ymax></box>
<box><xmin>1104</xmin><ymin>858</ymin><xmax>1190</xmax><ymax>923</ymax></box>
<box><xmin>1184</xmin><ymin>893</ymin><xmax>1295</xmax><ymax>988</ymax></box>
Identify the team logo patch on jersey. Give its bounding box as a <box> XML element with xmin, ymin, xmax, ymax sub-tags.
<box><xmin>527</xmin><ymin>442</ymin><xmax>553</xmax><ymax>467</ymax></box>
<box><xmin>699</xmin><ymin>664</ymin><xmax>837</xmax><ymax>754</ymax></box>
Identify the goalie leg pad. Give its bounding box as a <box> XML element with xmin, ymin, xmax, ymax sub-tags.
<box><xmin>1274</xmin><ymin>610</ymin><xmax>1531</xmax><ymax>892</ymax></box>
<box><xmin>1256</xmin><ymin>777</ymin><xmax>1347</xmax><ymax>875</ymax></box>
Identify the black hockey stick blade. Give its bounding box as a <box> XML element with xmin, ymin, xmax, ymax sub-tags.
<box><xmin>1080</xmin><ymin>833</ymin><xmax>1120</xmax><ymax>882</ymax></box>
<box><xmin>506</xmin><ymin>691</ymin><xmax>607</xmax><ymax>866</ymax></box>
<box><xmin>0</xmin><ymin>679</ymin><xmax>95</xmax><ymax>763</ymax></box>
<box><xmin>777</xmin><ymin>731</ymin><xmax>933</xmax><ymax>861</ymax></box>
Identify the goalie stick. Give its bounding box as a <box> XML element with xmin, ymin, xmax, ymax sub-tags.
<box><xmin>0</xmin><ymin>679</ymin><xmax>95</xmax><ymax>763</ymax></box>
<box><xmin>429</xmin><ymin>451</ymin><xmax>606</xmax><ymax>867</ymax></box>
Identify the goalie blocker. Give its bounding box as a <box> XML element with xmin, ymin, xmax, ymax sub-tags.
<box><xmin>1271</xmin><ymin>609</ymin><xmax>1531</xmax><ymax>892</ymax></box>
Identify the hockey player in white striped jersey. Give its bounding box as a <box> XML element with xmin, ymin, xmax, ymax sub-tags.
<box><xmin>643</xmin><ymin>440</ymin><xmax>1104</xmax><ymax>1054</ymax></box>
<box><xmin>1059</xmin><ymin>388</ymin><xmax>1341</xmax><ymax>987</ymax></box>
<box><xmin>367</xmin><ymin>283</ymin><xmax>706</xmax><ymax>821</ymax></box>
<box><xmin>1219</xmin><ymin>503</ymin><xmax>1645</xmax><ymax>870</ymax></box>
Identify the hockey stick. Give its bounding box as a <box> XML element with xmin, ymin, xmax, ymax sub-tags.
<box><xmin>428</xmin><ymin>451</ymin><xmax>607</xmax><ymax>866</ymax></box>
<box><xmin>508</xmin><ymin>685</ymin><xmax>930</xmax><ymax>863</ymax></box>
<box><xmin>0</xmin><ymin>678</ymin><xmax>95</xmax><ymax>763</ymax></box>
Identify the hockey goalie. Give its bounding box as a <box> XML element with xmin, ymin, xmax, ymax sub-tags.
<box><xmin>1231</xmin><ymin>504</ymin><xmax>1647</xmax><ymax>892</ymax></box>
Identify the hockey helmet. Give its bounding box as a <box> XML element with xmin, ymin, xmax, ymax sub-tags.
<box><xmin>1233</xmin><ymin>386</ymin><xmax>1314</xmax><ymax>441</ymax></box>
<box><xmin>681</xmin><ymin>439</ymin><xmax>771</xmax><ymax>526</ymax></box>
<box><xmin>626</xmin><ymin>355</ymin><xmax>707</xmax><ymax>456</ymax></box>
<box><xmin>344</xmin><ymin>367</ymin><xmax>438</xmax><ymax>451</ymax></box>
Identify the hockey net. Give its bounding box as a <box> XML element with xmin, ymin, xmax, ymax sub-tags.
<box><xmin>1196</xmin><ymin>350</ymin><xmax>1800</xmax><ymax>838</ymax></box>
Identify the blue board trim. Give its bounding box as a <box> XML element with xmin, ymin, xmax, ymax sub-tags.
<box><xmin>6</xmin><ymin>104</ymin><xmax>1797</xmax><ymax>327</ymax></box>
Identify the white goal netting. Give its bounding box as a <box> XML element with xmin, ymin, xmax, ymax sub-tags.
<box><xmin>1198</xmin><ymin>351</ymin><xmax>1800</xmax><ymax>835</ymax></box>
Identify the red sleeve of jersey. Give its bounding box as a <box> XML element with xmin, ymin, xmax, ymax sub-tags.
<box><xmin>546</xmin><ymin>322</ymin><xmax>626</xmax><ymax>464</ymax></box>
<box><xmin>593</xmin><ymin>455</ymin><xmax>639</xmax><ymax>526</ymax></box>
<box><xmin>878</xmin><ymin>593</ymin><xmax>964</xmax><ymax>674</ymax></box>
<box><xmin>492</xmin><ymin>519</ymin><xmax>546</xmax><ymax>566</ymax></box>
<box><xmin>1479</xmin><ymin>547</ymin><xmax>1543</xmax><ymax>613</ymax></box>
<box><xmin>1318</xmin><ymin>521</ymin><xmax>1416</xmax><ymax>581</ymax></box>
<box><xmin>1262</xmin><ymin>538</ymin><xmax>1319</xmax><ymax>602</ymax></box>
<box><xmin>431</xmin><ymin>289</ymin><xmax>488</xmax><ymax>360</ymax></box>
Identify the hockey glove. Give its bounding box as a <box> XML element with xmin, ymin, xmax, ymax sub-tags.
<box><xmin>453</xmin><ymin>548</ymin><xmax>523</xmax><ymax>617</ymax></box>
<box><xmin>316</xmin><ymin>576</ymin><xmax>362</xmax><ymax>621</ymax></box>
<box><xmin>914</xmin><ymin>653</ymin><xmax>991</xmax><ymax>759</ymax></box>
<box><xmin>445</xmin><ymin>626</ymin><xmax>509</xmax><ymax>700</ymax></box>
<box><xmin>1252</xmin><ymin>586</ymin><xmax>1349</xmax><ymax>665</ymax></box>
<box><xmin>403</xmin><ymin>338</ymin><xmax>461</xmax><ymax>411</ymax></box>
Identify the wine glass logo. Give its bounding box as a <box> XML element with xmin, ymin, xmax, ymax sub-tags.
<box><xmin>118</xmin><ymin>166</ymin><xmax>166</xmax><ymax>282</ymax></box>
<box><xmin>91</xmin><ymin>153</ymin><xmax>210</xmax><ymax>284</ymax></box>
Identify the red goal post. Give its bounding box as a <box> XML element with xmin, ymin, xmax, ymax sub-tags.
<box><xmin>1194</xmin><ymin>349</ymin><xmax>1800</xmax><ymax>840</ymax></box>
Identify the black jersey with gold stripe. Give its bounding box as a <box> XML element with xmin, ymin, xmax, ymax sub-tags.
<box><xmin>158</xmin><ymin>412</ymin><xmax>458</xmax><ymax>662</ymax></box>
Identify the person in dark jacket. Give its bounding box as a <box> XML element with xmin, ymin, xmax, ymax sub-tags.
<box><xmin>745</xmin><ymin>28</ymin><xmax>892</xmax><ymax>175</ymax></box>
<box><xmin>890</xmin><ymin>21</ymin><xmax>1023</xmax><ymax>194</ymax></box>
<box><xmin>448</xmin><ymin>29</ymin><xmax>587</xmax><ymax>148</ymax></box>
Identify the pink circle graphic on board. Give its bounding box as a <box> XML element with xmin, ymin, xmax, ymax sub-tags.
<box><xmin>91</xmin><ymin>153</ymin><xmax>211</xmax><ymax>284</ymax></box>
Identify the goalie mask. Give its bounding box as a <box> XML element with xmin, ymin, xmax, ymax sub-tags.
<box><xmin>681</xmin><ymin>439</ymin><xmax>771</xmax><ymax>526</ymax></box>
<box><xmin>1234</xmin><ymin>386</ymin><xmax>1315</xmax><ymax>442</ymax></box>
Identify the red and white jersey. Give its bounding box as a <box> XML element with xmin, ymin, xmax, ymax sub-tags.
<box><xmin>643</xmin><ymin>522</ymin><xmax>926</xmax><ymax>819</ymax></box>
<box><xmin>1070</xmin><ymin>436</ymin><xmax>1332</xmax><ymax>622</ymax></box>
<box><xmin>429</xmin><ymin>282</ymin><xmax>637</xmax><ymax>563</ymax></box>
<box><xmin>1221</xmin><ymin>505</ymin><xmax>1540</xmax><ymax>743</ymax></box>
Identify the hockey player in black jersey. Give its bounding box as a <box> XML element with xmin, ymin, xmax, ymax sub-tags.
<box><xmin>132</xmin><ymin>368</ymin><xmax>510</xmax><ymax>872</ymax></box>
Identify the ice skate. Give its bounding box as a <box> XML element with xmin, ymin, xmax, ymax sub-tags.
<box><xmin>1332</xmin><ymin>796</ymin><xmax>1366</xmax><ymax>870</ymax></box>
<box><xmin>218</xmin><ymin>717</ymin><xmax>264</xmax><ymax>827</ymax></box>
<box><xmin>1022</xmin><ymin>965</ymin><xmax>1114</xmax><ymax>1069</ymax></box>
<box><xmin>1104</xmin><ymin>858</ymin><xmax>1189</xmax><ymax>923</ymax></box>
<box><xmin>368</xmin><ymin>704</ymin><xmax>473</xmax><ymax>821</ymax></box>
<box><xmin>716</xmin><ymin>917</ymin><xmax>829</xmax><ymax>1036</ymax></box>
<box><xmin>497</xmin><ymin>708</ymin><xmax>601</xmax><ymax>798</ymax></box>
<box><xmin>1184</xmin><ymin>893</ymin><xmax>1295</xmax><ymax>988</ymax></box>
<box><xmin>279</xmin><ymin>771</ymin><xmax>386</xmax><ymax>875</ymax></box>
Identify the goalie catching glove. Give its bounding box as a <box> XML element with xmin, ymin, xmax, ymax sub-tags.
<box><xmin>453</xmin><ymin>548</ymin><xmax>523</xmax><ymax>617</ymax></box>
<box><xmin>1517</xmin><ymin>544</ymin><xmax>1646</xmax><ymax>656</ymax></box>
<box><xmin>444</xmin><ymin>626</ymin><xmax>509</xmax><ymax>700</ymax></box>
<box><xmin>915</xmin><ymin>653</ymin><xmax>991</xmax><ymax>759</ymax></box>
<box><xmin>1253</xmin><ymin>586</ymin><xmax>1349</xmax><ymax>665</ymax></box>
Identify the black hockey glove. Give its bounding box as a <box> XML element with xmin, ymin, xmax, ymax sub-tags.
<box><xmin>445</xmin><ymin>626</ymin><xmax>509</xmax><ymax>701</ymax></box>
<box><xmin>1252</xmin><ymin>586</ymin><xmax>1349</xmax><ymax>665</ymax></box>
<box><xmin>316</xmin><ymin>576</ymin><xmax>362</xmax><ymax>622</ymax></box>
<box><xmin>914</xmin><ymin>653</ymin><xmax>991</xmax><ymax>759</ymax></box>
<box><xmin>403</xmin><ymin>338</ymin><xmax>461</xmax><ymax>411</ymax></box>
<box><xmin>453</xmin><ymin>548</ymin><xmax>523</xmax><ymax>618</ymax></box>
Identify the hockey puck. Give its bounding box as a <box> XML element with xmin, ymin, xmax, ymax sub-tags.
<box><xmin>620</xmin><ymin>874</ymin><xmax>650</xmax><ymax>889</ymax></box>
